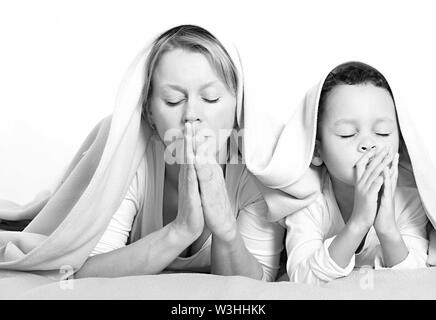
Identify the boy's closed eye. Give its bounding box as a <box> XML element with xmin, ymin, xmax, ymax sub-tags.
<box><xmin>376</xmin><ymin>132</ymin><xmax>392</xmax><ymax>137</ymax></box>
<box><xmin>374</xmin><ymin>125</ymin><xmax>394</xmax><ymax>137</ymax></box>
<box><xmin>374</xmin><ymin>119</ymin><xmax>395</xmax><ymax>136</ymax></box>
<box><xmin>337</xmin><ymin>132</ymin><xmax>392</xmax><ymax>138</ymax></box>
<box><xmin>335</xmin><ymin>125</ymin><xmax>358</xmax><ymax>138</ymax></box>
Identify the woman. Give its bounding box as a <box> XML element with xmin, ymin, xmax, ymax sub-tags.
<box><xmin>0</xmin><ymin>25</ymin><xmax>284</xmax><ymax>281</ymax></box>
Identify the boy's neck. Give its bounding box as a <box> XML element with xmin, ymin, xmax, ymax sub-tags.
<box><xmin>330</xmin><ymin>176</ymin><xmax>355</xmax><ymax>224</ymax></box>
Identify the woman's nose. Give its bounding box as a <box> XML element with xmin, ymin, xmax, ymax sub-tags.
<box><xmin>183</xmin><ymin>99</ymin><xmax>203</xmax><ymax>123</ymax></box>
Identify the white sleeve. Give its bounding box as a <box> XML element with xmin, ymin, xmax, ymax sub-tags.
<box><xmin>89</xmin><ymin>176</ymin><xmax>139</xmax><ymax>257</ymax></box>
<box><xmin>284</xmin><ymin>206</ymin><xmax>355</xmax><ymax>285</ymax></box>
<box><xmin>374</xmin><ymin>187</ymin><xmax>428</xmax><ymax>269</ymax></box>
<box><xmin>237</xmin><ymin>200</ymin><xmax>285</xmax><ymax>282</ymax></box>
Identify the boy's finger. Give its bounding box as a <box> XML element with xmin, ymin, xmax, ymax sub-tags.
<box><xmin>391</xmin><ymin>153</ymin><xmax>399</xmax><ymax>193</ymax></box>
<box><xmin>368</xmin><ymin>175</ymin><xmax>384</xmax><ymax>196</ymax></box>
<box><xmin>355</xmin><ymin>148</ymin><xmax>377</xmax><ymax>180</ymax></box>
<box><xmin>363</xmin><ymin>150</ymin><xmax>393</xmax><ymax>187</ymax></box>
<box><xmin>360</xmin><ymin>147</ymin><xmax>389</xmax><ymax>183</ymax></box>
<box><xmin>383</xmin><ymin>167</ymin><xmax>392</xmax><ymax>197</ymax></box>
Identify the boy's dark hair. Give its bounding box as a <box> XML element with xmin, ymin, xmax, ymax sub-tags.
<box><xmin>317</xmin><ymin>61</ymin><xmax>396</xmax><ymax>139</ymax></box>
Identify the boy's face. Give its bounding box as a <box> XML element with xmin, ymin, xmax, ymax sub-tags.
<box><xmin>318</xmin><ymin>84</ymin><xmax>400</xmax><ymax>186</ymax></box>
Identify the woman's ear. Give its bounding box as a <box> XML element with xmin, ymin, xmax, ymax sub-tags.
<box><xmin>311</xmin><ymin>140</ymin><xmax>324</xmax><ymax>166</ymax></box>
<box><xmin>146</xmin><ymin>109</ymin><xmax>156</xmax><ymax>130</ymax></box>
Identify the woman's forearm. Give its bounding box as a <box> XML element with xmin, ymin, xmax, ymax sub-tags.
<box><xmin>75</xmin><ymin>222</ymin><xmax>194</xmax><ymax>278</ymax></box>
<box><xmin>210</xmin><ymin>223</ymin><xmax>264</xmax><ymax>280</ymax></box>
<box><xmin>329</xmin><ymin>221</ymin><xmax>369</xmax><ymax>268</ymax></box>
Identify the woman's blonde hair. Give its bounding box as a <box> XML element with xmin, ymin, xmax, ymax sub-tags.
<box><xmin>141</xmin><ymin>24</ymin><xmax>238</xmax><ymax>117</ymax></box>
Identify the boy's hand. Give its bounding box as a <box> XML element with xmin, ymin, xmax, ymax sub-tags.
<box><xmin>349</xmin><ymin>147</ymin><xmax>393</xmax><ymax>231</ymax></box>
<box><xmin>374</xmin><ymin>152</ymin><xmax>400</xmax><ymax>236</ymax></box>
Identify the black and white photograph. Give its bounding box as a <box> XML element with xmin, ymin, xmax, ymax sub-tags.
<box><xmin>1</xmin><ymin>0</ymin><xmax>436</xmax><ymax>310</ymax></box>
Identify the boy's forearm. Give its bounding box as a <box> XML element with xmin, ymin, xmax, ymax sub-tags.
<box><xmin>376</xmin><ymin>228</ymin><xmax>409</xmax><ymax>267</ymax></box>
<box><xmin>329</xmin><ymin>221</ymin><xmax>369</xmax><ymax>268</ymax></box>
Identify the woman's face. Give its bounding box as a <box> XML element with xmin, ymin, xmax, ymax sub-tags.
<box><xmin>149</xmin><ymin>48</ymin><xmax>236</xmax><ymax>162</ymax></box>
<box><xmin>317</xmin><ymin>84</ymin><xmax>400</xmax><ymax>186</ymax></box>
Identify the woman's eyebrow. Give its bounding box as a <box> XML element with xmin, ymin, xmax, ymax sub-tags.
<box><xmin>200</xmin><ymin>81</ymin><xmax>220</xmax><ymax>90</ymax></box>
<box><xmin>161</xmin><ymin>81</ymin><xmax>219</xmax><ymax>93</ymax></box>
<box><xmin>161</xmin><ymin>84</ymin><xmax>186</xmax><ymax>94</ymax></box>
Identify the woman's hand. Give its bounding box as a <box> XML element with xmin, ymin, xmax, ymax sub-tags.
<box><xmin>349</xmin><ymin>147</ymin><xmax>393</xmax><ymax>231</ymax></box>
<box><xmin>171</xmin><ymin>122</ymin><xmax>204</xmax><ymax>240</ymax></box>
<box><xmin>374</xmin><ymin>152</ymin><xmax>400</xmax><ymax>236</ymax></box>
<box><xmin>193</xmin><ymin>124</ymin><xmax>237</xmax><ymax>242</ymax></box>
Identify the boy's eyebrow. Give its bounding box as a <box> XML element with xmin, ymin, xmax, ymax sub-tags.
<box><xmin>375</xmin><ymin>117</ymin><xmax>394</xmax><ymax>124</ymax></box>
<box><xmin>333</xmin><ymin>119</ymin><xmax>358</xmax><ymax>126</ymax></box>
<box><xmin>334</xmin><ymin>117</ymin><xmax>395</xmax><ymax>126</ymax></box>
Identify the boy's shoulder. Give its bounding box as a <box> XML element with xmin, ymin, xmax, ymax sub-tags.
<box><xmin>280</xmin><ymin>191</ymin><xmax>332</xmax><ymax>229</ymax></box>
<box><xmin>394</xmin><ymin>185</ymin><xmax>424</xmax><ymax>215</ymax></box>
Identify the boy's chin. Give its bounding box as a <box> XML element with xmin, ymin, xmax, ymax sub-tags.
<box><xmin>329</xmin><ymin>173</ymin><xmax>355</xmax><ymax>187</ymax></box>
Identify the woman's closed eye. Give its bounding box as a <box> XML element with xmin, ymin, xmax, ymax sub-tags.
<box><xmin>202</xmin><ymin>97</ymin><xmax>220</xmax><ymax>103</ymax></box>
<box><xmin>165</xmin><ymin>99</ymin><xmax>185</xmax><ymax>106</ymax></box>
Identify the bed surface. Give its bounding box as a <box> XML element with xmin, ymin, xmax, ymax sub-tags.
<box><xmin>1</xmin><ymin>267</ymin><xmax>435</xmax><ymax>300</ymax></box>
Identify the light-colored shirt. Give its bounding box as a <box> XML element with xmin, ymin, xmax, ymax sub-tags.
<box><xmin>281</xmin><ymin>169</ymin><xmax>429</xmax><ymax>285</ymax></box>
<box><xmin>90</xmin><ymin>138</ymin><xmax>285</xmax><ymax>281</ymax></box>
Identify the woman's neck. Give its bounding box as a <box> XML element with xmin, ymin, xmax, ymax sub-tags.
<box><xmin>164</xmin><ymin>142</ymin><xmax>229</xmax><ymax>187</ymax></box>
<box><xmin>329</xmin><ymin>176</ymin><xmax>355</xmax><ymax>224</ymax></box>
<box><xmin>165</xmin><ymin>163</ymin><xmax>180</xmax><ymax>188</ymax></box>
<box><xmin>164</xmin><ymin>162</ymin><xmax>226</xmax><ymax>188</ymax></box>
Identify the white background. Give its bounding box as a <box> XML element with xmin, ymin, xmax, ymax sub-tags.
<box><xmin>1</xmin><ymin>0</ymin><xmax>435</xmax><ymax>203</ymax></box>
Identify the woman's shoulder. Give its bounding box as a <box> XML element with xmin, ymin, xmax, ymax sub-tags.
<box><xmin>228</xmin><ymin>164</ymin><xmax>264</xmax><ymax>210</ymax></box>
<box><xmin>125</xmin><ymin>155</ymin><xmax>147</xmax><ymax>207</ymax></box>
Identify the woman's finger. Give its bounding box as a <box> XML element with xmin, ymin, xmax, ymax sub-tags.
<box><xmin>185</xmin><ymin>122</ymin><xmax>195</xmax><ymax>165</ymax></box>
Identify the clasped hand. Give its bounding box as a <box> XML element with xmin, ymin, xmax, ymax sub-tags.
<box><xmin>350</xmin><ymin>146</ymin><xmax>400</xmax><ymax>235</ymax></box>
<box><xmin>173</xmin><ymin>122</ymin><xmax>236</xmax><ymax>242</ymax></box>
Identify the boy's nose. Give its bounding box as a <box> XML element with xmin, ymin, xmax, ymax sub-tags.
<box><xmin>358</xmin><ymin>140</ymin><xmax>377</xmax><ymax>153</ymax></box>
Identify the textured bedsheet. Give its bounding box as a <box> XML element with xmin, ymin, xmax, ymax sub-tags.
<box><xmin>1</xmin><ymin>267</ymin><xmax>435</xmax><ymax>299</ymax></box>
